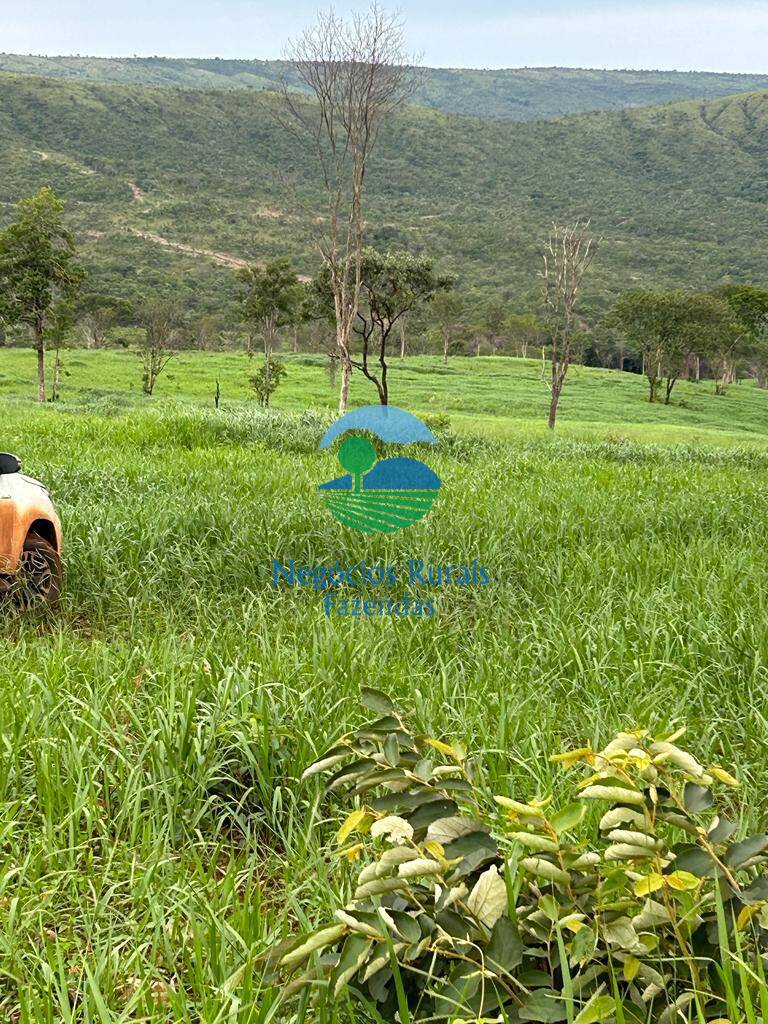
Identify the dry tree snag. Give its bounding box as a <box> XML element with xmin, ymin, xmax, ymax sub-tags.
<box><xmin>282</xmin><ymin>5</ymin><xmax>414</xmax><ymax>414</ymax></box>
<box><xmin>541</xmin><ymin>220</ymin><xmax>597</xmax><ymax>429</ymax></box>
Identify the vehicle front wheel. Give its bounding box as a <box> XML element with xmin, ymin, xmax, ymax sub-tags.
<box><xmin>12</xmin><ymin>534</ymin><xmax>62</xmax><ymax>610</ymax></box>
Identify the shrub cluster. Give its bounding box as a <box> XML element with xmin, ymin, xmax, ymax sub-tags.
<box><xmin>269</xmin><ymin>688</ymin><xmax>768</xmax><ymax>1022</ymax></box>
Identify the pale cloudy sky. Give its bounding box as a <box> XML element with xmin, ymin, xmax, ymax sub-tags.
<box><xmin>1</xmin><ymin>1</ymin><xmax>766</xmax><ymax>72</ymax></box>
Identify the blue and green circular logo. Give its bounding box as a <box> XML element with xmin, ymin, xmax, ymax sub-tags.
<box><xmin>318</xmin><ymin>406</ymin><xmax>441</xmax><ymax>534</ymax></box>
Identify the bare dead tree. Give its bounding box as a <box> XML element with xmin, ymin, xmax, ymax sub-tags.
<box><xmin>540</xmin><ymin>220</ymin><xmax>598</xmax><ymax>429</ymax></box>
<box><xmin>282</xmin><ymin>5</ymin><xmax>414</xmax><ymax>414</ymax></box>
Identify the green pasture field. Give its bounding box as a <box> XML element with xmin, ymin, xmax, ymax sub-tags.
<box><xmin>4</xmin><ymin>348</ymin><xmax>768</xmax><ymax>445</ymax></box>
<box><xmin>1</xmin><ymin>352</ymin><xmax>768</xmax><ymax>1018</ymax></box>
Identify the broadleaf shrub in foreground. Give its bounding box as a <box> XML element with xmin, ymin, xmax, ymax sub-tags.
<box><xmin>271</xmin><ymin>688</ymin><xmax>768</xmax><ymax>1021</ymax></box>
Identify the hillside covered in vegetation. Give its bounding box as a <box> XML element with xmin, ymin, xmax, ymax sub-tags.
<box><xmin>1</xmin><ymin>72</ymin><xmax>767</xmax><ymax>316</ymax></box>
<box><xmin>3</xmin><ymin>53</ymin><xmax>768</xmax><ymax>121</ymax></box>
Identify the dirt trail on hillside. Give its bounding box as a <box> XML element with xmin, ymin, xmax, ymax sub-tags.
<box><xmin>129</xmin><ymin>228</ymin><xmax>310</xmax><ymax>279</ymax></box>
<box><xmin>128</xmin><ymin>181</ymin><xmax>146</xmax><ymax>203</ymax></box>
<box><xmin>32</xmin><ymin>148</ymin><xmax>94</xmax><ymax>176</ymax></box>
<box><xmin>130</xmin><ymin>228</ymin><xmax>250</xmax><ymax>268</ymax></box>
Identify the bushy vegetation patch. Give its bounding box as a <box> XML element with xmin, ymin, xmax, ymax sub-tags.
<box><xmin>277</xmin><ymin>689</ymin><xmax>768</xmax><ymax>1022</ymax></box>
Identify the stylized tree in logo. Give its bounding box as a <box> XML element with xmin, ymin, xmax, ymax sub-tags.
<box><xmin>318</xmin><ymin>407</ymin><xmax>441</xmax><ymax>533</ymax></box>
<box><xmin>338</xmin><ymin>436</ymin><xmax>376</xmax><ymax>493</ymax></box>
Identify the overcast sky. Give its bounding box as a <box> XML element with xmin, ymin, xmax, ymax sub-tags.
<box><xmin>1</xmin><ymin>1</ymin><xmax>766</xmax><ymax>73</ymax></box>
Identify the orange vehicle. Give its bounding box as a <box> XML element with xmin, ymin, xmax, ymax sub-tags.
<box><xmin>0</xmin><ymin>453</ymin><xmax>63</xmax><ymax>607</ymax></box>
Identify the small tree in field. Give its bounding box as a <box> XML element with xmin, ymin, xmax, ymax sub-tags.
<box><xmin>315</xmin><ymin>249</ymin><xmax>451</xmax><ymax>404</ymax></box>
<box><xmin>282</xmin><ymin>5</ymin><xmax>414</xmax><ymax>415</ymax></box>
<box><xmin>505</xmin><ymin>311</ymin><xmax>545</xmax><ymax>359</ymax></box>
<box><xmin>713</xmin><ymin>285</ymin><xmax>768</xmax><ymax>394</ymax></box>
<box><xmin>141</xmin><ymin>300</ymin><xmax>181</xmax><ymax>396</ymax></box>
<box><xmin>751</xmin><ymin>317</ymin><xmax>768</xmax><ymax>389</ymax></box>
<box><xmin>613</xmin><ymin>290</ymin><xmax>732</xmax><ymax>404</ymax></box>
<box><xmin>250</xmin><ymin>358</ymin><xmax>287</xmax><ymax>407</ymax></box>
<box><xmin>237</xmin><ymin>258</ymin><xmax>301</xmax><ymax>395</ymax></box>
<box><xmin>77</xmin><ymin>293</ymin><xmax>133</xmax><ymax>349</ymax></box>
<box><xmin>540</xmin><ymin>220</ymin><xmax>597</xmax><ymax>429</ymax></box>
<box><xmin>0</xmin><ymin>187</ymin><xmax>84</xmax><ymax>402</ymax></box>
<box><xmin>432</xmin><ymin>290</ymin><xmax>464</xmax><ymax>364</ymax></box>
<box><xmin>354</xmin><ymin>249</ymin><xmax>451</xmax><ymax>404</ymax></box>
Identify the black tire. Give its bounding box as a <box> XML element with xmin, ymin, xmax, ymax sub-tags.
<box><xmin>11</xmin><ymin>534</ymin><xmax>62</xmax><ymax>610</ymax></box>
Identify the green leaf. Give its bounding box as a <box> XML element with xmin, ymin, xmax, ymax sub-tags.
<box><xmin>433</xmin><ymin>963</ymin><xmax>481</xmax><ymax>1019</ymax></box>
<box><xmin>382</xmin><ymin>910</ymin><xmax>421</xmax><ymax>945</ymax></box>
<box><xmin>725</xmin><ymin>834</ymin><xmax>768</xmax><ymax>868</ymax></box>
<box><xmin>510</xmin><ymin>831</ymin><xmax>559</xmax><ymax>853</ymax></box>
<box><xmin>740</xmin><ymin>877</ymin><xmax>768</xmax><ymax>904</ymax></box>
<box><xmin>485</xmin><ymin>916</ymin><xmax>524</xmax><ymax>976</ymax></box>
<box><xmin>279</xmin><ymin>923</ymin><xmax>347</xmax><ymax>968</ymax></box>
<box><xmin>550</xmin><ymin>802</ymin><xmax>586</xmax><ymax>835</ymax></box>
<box><xmin>602</xmin><ymin>917</ymin><xmax>638</xmax><ymax>950</ymax></box>
<box><xmin>372</xmin><ymin>790</ymin><xmax>444</xmax><ymax>813</ymax></box>
<box><xmin>426</xmin><ymin>815</ymin><xmax>487</xmax><ymax>846</ymax></box>
<box><xmin>443</xmin><ymin>831</ymin><xmax>498</xmax><ymax>876</ymax></box>
<box><xmin>708</xmin><ymin>816</ymin><xmax>737</xmax><ymax>844</ymax></box>
<box><xmin>383</xmin><ymin>733</ymin><xmax>400</xmax><ymax>767</ymax></box>
<box><xmin>357</xmin><ymin>716</ymin><xmax>402</xmax><ymax>737</ymax></box>
<box><xmin>519</xmin><ymin>989</ymin><xmax>568</xmax><ymax>1022</ymax></box>
<box><xmin>301</xmin><ymin>748</ymin><xmax>349</xmax><ymax>779</ymax></box>
<box><xmin>466</xmin><ymin>865</ymin><xmax>507</xmax><ymax>928</ymax></box>
<box><xmin>683</xmin><ymin>782</ymin><xmax>713</xmax><ymax>814</ymax></box>
<box><xmin>330</xmin><ymin>933</ymin><xmax>372</xmax><ymax>997</ymax></box>
<box><xmin>574</xmin><ymin>994</ymin><xmax>615</xmax><ymax>1024</ymax></box>
<box><xmin>671</xmin><ymin>845</ymin><xmax>717</xmax><ymax>878</ymax></box>
<box><xmin>569</xmin><ymin>925</ymin><xmax>597</xmax><ymax>967</ymax></box>
<box><xmin>539</xmin><ymin>894</ymin><xmax>560</xmax><ymax>922</ymax></box>
<box><xmin>623</xmin><ymin>954</ymin><xmax>640</xmax><ymax>981</ymax></box>
<box><xmin>354</xmin><ymin>877</ymin><xmax>404</xmax><ymax>900</ymax></box>
<box><xmin>360</xmin><ymin>687</ymin><xmax>396</xmax><ymax>715</ymax></box>
<box><xmin>326</xmin><ymin>757</ymin><xmax>377</xmax><ymax>792</ymax></box>
<box><xmin>435</xmin><ymin>908</ymin><xmax>473</xmax><ymax>940</ymax></box>
<box><xmin>407</xmin><ymin>798</ymin><xmax>458</xmax><ymax>831</ymax></box>
<box><xmin>366</xmin><ymin>963</ymin><xmax>392</xmax><ymax>1003</ymax></box>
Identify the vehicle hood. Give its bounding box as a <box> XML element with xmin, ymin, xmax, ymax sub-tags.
<box><xmin>20</xmin><ymin>474</ymin><xmax>50</xmax><ymax>494</ymax></box>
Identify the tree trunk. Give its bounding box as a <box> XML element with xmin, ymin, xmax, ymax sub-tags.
<box><xmin>443</xmin><ymin>330</ymin><xmax>449</xmax><ymax>365</ymax></box>
<box><xmin>36</xmin><ymin>327</ymin><xmax>46</xmax><ymax>403</ymax></box>
<box><xmin>399</xmin><ymin>321</ymin><xmax>406</xmax><ymax>359</ymax></box>
<box><xmin>379</xmin><ymin>360</ymin><xmax>388</xmax><ymax>405</ymax></box>
<box><xmin>647</xmin><ymin>376</ymin><xmax>657</xmax><ymax>403</ymax></box>
<box><xmin>548</xmin><ymin>383</ymin><xmax>561</xmax><ymax>429</ymax></box>
<box><xmin>694</xmin><ymin>354</ymin><xmax>700</xmax><ymax>382</ymax></box>
<box><xmin>338</xmin><ymin>355</ymin><xmax>352</xmax><ymax>415</ymax></box>
<box><xmin>51</xmin><ymin>348</ymin><xmax>61</xmax><ymax>402</ymax></box>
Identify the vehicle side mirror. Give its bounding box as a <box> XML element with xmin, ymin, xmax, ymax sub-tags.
<box><xmin>0</xmin><ymin>453</ymin><xmax>21</xmax><ymax>475</ymax></box>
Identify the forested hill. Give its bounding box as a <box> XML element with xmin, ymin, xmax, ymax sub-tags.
<box><xmin>2</xmin><ymin>53</ymin><xmax>768</xmax><ymax>121</ymax></box>
<box><xmin>1</xmin><ymin>72</ymin><xmax>767</xmax><ymax>317</ymax></box>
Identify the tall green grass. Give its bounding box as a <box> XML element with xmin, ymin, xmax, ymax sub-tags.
<box><xmin>1</xmin><ymin>398</ymin><xmax>767</xmax><ymax>1018</ymax></box>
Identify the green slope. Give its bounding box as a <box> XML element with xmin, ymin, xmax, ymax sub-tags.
<box><xmin>1</xmin><ymin>72</ymin><xmax>767</xmax><ymax>316</ymax></box>
<box><xmin>2</xmin><ymin>53</ymin><xmax>768</xmax><ymax>121</ymax></box>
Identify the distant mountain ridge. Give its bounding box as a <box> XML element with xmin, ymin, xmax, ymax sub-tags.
<box><xmin>2</xmin><ymin>53</ymin><xmax>768</xmax><ymax>121</ymax></box>
<box><xmin>0</xmin><ymin>72</ymin><xmax>767</xmax><ymax>316</ymax></box>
